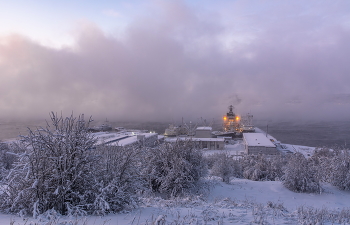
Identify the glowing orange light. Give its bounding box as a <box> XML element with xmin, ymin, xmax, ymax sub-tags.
<box><xmin>236</xmin><ymin>116</ymin><xmax>240</xmax><ymax>121</ymax></box>
<box><xmin>223</xmin><ymin>116</ymin><xmax>227</xmax><ymax>120</ymax></box>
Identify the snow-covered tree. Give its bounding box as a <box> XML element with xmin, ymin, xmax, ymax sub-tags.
<box><xmin>143</xmin><ymin>140</ymin><xmax>207</xmax><ymax>197</ymax></box>
<box><xmin>240</xmin><ymin>154</ymin><xmax>285</xmax><ymax>181</ymax></box>
<box><xmin>0</xmin><ymin>113</ymin><xmax>98</xmax><ymax>216</ymax></box>
<box><xmin>309</xmin><ymin>148</ymin><xmax>334</xmax><ymax>183</ymax></box>
<box><xmin>209</xmin><ymin>153</ymin><xmax>242</xmax><ymax>183</ymax></box>
<box><xmin>329</xmin><ymin>149</ymin><xmax>350</xmax><ymax>190</ymax></box>
<box><xmin>282</xmin><ymin>153</ymin><xmax>321</xmax><ymax>193</ymax></box>
<box><xmin>92</xmin><ymin>144</ymin><xmax>142</xmax><ymax>214</ymax></box>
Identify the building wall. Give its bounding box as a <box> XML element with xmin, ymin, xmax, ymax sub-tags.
<box><xmin>164</xmin><ymin>137</ymin><xmax>225</xmax><ymax>150</ymax></box>
<box><xmin>217</xmin><ymin>141</ymin><xmax>225</xmax><ymax>150</ymax></box>
<box><xmin>243</xmin><ymin>133</ymin><xmax>279</xmax><ymax>155</ymax></box>
<box><xmin>245</xmin><ymin>145</ymin><xmax>278</xmax><ymax>155</ymax></box>
<box><xmin>197</xmin><ymin>140</ymin><xmax>224</xmax><ymax>150</ymax></box>
<box><xmin>195</xmin><ymin>130</ymin><xmax>212</xmax><ymax>138</ymax></box>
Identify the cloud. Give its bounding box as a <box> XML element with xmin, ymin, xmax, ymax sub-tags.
<box><xmin>1</xmin><ymin>0</ymin><xmax>350</xmax><ymax>122</ymax></box>
<box><xmin>103</xmin><ymin>9</ymin><xmax>122</xmax><ymax>18</ymax></box>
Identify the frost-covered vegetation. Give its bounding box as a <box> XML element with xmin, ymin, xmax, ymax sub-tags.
<box><xmin>142</xmin><ymin>140</ymin><xmax>207</xmax><ymax>197</ymax></box>
<box><xmin>0</xmin><ymin>113</ymin><xmax>207</xmax><ymax>217</ymax></box>
<box><xmin>0</xmin><ymin>142</ymin><xmax>10</xmax><ymax>179</ymax></box>
<box><xmin>5</xmin><ymin>190</ymin><xmax>350</xmax><ymax>225</ymax></box>
<box><xmin>207</xmin><ymin>153</ymin><xmax>242</xmax><ymax>183</ymax></box>
<box><xmin>2</xmin><ymin>114</ymin><xmax>350</xmax><ymax>223</ymax></box>
<box><xmin>207</xmin><ymin>148</ymin><xmax>350</xmax><ymax>194</ymax></box>
<box><xmin>282</xmin><ymin>152</ymin><xmax>321</xmax><ymax>193</ymax></box>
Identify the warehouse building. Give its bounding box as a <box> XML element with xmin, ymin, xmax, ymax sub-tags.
<box><xmin>243</xmin><ymin>133</ymin><xmax>278</xmax><ymax>155</ymax></box>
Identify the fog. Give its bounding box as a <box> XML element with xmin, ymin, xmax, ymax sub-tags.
<box><xmin>1</xmin><ymin>0</ymin><xmax>350</xmax><ymax>123</ymax></box>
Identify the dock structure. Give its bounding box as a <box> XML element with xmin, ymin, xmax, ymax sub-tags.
<box><xmin>243</xmin><ymin>133</ymin><xmax>279</xmax><ymax>155</ymax></box>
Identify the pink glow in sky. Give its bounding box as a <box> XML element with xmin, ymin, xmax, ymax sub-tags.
<box><xmin>1</xmin><ymin>0</ymin><xmax>350</xmax><ymax>122</ymax></box>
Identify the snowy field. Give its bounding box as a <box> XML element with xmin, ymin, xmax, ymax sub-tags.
<box><xmin>2</xmin><ymin>178</ymin><xmax>350</xmax><ymax>225</ymax></box>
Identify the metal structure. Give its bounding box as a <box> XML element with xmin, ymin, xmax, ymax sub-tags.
<box><xmin>240</xmin><ymin>113</ymin><xmax>255</xmax><ymax>132</ymax></box>
<box><xmin>223</xmin><ymin>105</ymin><xmax>240</xmax><ymax>132</ymax></box>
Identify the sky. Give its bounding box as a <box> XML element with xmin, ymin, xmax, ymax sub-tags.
<box><xmin>1</xmin><ymin>0</ymin><xmax>350</xmax><ymax>123</ymax></box>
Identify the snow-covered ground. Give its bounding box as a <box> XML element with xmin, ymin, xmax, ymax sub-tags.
<box><xmin>2</xmin><ymin>178</ymin><xmax>350</xmax><ymax>225</ymax></box>
<box><xmin>210</xmin><ymin>179</ymin><xmax>350</xmax><ymax>210</ymax></box>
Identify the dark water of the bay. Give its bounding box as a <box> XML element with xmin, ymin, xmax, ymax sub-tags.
<box><xmin>254</xmin><ymin>120</ymin><xmax>350</xmax><ymax>149</ymax></box>
<box><xmin>0</xmin><ymin>119</ymin><xmax>170</xmax><ymax>142</ymax></box>
<box><xmin>1</xmin><ymin>119</ymin><xmax>349</xmax><ymax>148</ymax></box>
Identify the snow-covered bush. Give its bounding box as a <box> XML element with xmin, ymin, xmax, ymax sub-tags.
<box><xmin>0</xmin><ymin>142</ymin><xmax>16</xmax><ymax>179</ymax></box>
<box><xmin>306</xmin><ymin>147</ymin><xmax>350</xmax><ymax>191</ymax></box>
<box><xmin>297</xmin><ymin>205</ymin><xmax>350</xmax><ymax>225</ymax></box>
<box><xmin>143</xmin><ymin>140</ymin><xmax>207</xmax><ymax>197</ymax></box>
<box><xmin>0</xmin><ymin>113</ymin><xmax>99</xmax><ymax>216</ymax></box>
<box><xmin>92</xmin><ymin>145</ymin><xmax>143</xmax><ymax>214</ymax></box>
<box><xmin>208</xmin><ymin>153</ymin><xmax>242</xmax><ymax>183</ymax></box>
<box><xmin>240</xmin><ymin>154</ymin><xmax>285</xmax><ymax>181</ymax></box>
<box><xmin>309</xmin><ymin>148</ymin><xmax>350</xmax><ymax>191</ymax></box>
<box><xmin>328</xmin><ymin>149</ymin><xmax>350</xmax><ymax>190</ymax></box>
<box><xmin>282</xmin><ymin>153</ymin><xmax>321</xmax><ymax>193</ymax></box>
<box><xmin>0</xmin><ymin>113</ymin><xmax>145</xmax><ymax>217</ymax></box>
<box><xmin>0</xmin><ymin>142</ymin><xmax>15</xmax><ymax>170</ymax></box>
<box><xmin>309</xmin><ymin>147</ymin><xmax>334</xmax><ymax>183</ymax></box>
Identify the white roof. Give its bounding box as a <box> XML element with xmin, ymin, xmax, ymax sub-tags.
<box><xmin>94</xmin><ymin>131</ymin><xmax>157</xmax><ymax>146</ymax></box>
<box><xmin>196</xmin><ymin>126</ymin><xmax>212</xmax><ymax>131</ymax></box>
<box><xmin>111</xmin><ymin>133</ymin><xmax>157</xmax><ymax>146</ymax></box>
<box><xmin>243</xmin><ymin>133</ymin><xmax>276</xmax><ymax>147</ymax></box>
<box><xmin>165</xmin><ymin>137</ymin><xmax>224</xmax><ymax>142</ymax></box>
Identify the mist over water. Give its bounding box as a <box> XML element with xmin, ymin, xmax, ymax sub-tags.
<box><xmin>0</xmin><ymin>119</ymin><xmax>169</xmax><ymax>141</ymax></box>
<box><xmin>0</xmin><ymin>119</ymin><xmax>48</xmax><ymax>141</ymax></box>
<box><xmin>1</xmin><ymin>118</ymin><xmax>349</xmax><ymax>148</ymax></box>
<box><xmin>255</xmin><ymin>120</ymin><xmax>350</xmax><ymax>148</ymax></box>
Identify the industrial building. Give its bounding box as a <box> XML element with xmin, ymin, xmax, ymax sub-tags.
<box><xmin>195</xmin><ymin>126</ymin><xmax>212</xmax><ymax>138</ymax></box>
<box><xmin>165</xmin><ymin>137</ymin><xmax>225</xmax><ymax>150</ymax></box>
<box><xmin>243</xmin><ymin>133</ymin><xmax>278</xmax><ymax>155</ymax></box>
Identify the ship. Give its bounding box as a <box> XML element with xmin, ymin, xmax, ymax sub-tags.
<box><xmin>212</xmin><ymin>105</ymin><xmax>241</xmax><ymax>138</ymax></box>
<box><xmin>223</xmin><ymin>105</ymin><xmax>241</xmax><ymax>132</ymax></box>
<box><xmin>88</xmin><ymin>119</ymin><xmax>113</xmax><ymax>132</ymax></box>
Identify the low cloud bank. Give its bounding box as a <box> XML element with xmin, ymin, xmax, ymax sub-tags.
<box><xmin>1</xmin><ymin>0</ymin><xmax>350</xmax><ymax>122</ymax></box>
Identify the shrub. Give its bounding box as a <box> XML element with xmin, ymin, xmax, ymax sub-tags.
<box><xmin>329</xmin><ymin>150</ymin><xmax>350</xmax><ymax>190</ymax></box>
<box><xmin>92</xmin><ymin>145</ymin><xmax>143</xmax><ymax>214</ymax></box>
<box><xmin>143</xmin><ymin>139</ymin><xmax>207</xmax><ymax>197</ymax></box>
<box><xmin>0</xmin><ymin>113</ymin><xmax>99</xmax><ymax>216</ymax></box>
<box><xmin>0</xmin><ymin>142</ymin><xmax>17</xmax><ymax>171</ymax></box>
<box><xmin>0</xmin><ymin>142</ymin><xmax>17</xmax><ymax>180</ymax></box>
<box><xmin>282</xmin><ymin>153</ymin><xmax>321</xmax><ymax>193</ymax></box>
<box><xmin>309</xmin><ymin>148</ymin><xmax>334</xmax><ymax>183</ymax></box>
<box><xmin>240</xmin><ymin>154</ymin><xmax>285</xmax><ymax>181</ymax></box>
<box><xmin>0</xmin><ymin>113</ymin><xmax>140</xmax><ymax>216</ymax></box>
<box><xmin>209</xmin><ymin>153</ymin><xmax>242</xmax><ymax>183</ymax></box>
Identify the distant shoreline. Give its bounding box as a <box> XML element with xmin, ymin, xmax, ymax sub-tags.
<box><xmin>1</xmin><ymin>119</ymin><xmax>349</xmax><ymax>148</ymax></box>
